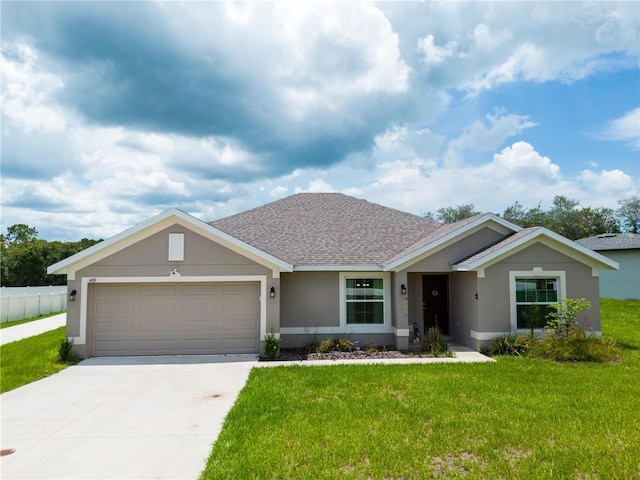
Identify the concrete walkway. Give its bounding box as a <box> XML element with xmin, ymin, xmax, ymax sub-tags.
<box><xmin>257</xmin><ymin>345</ymin><xmax>494</xmax><ymax>367</ymax></box>
<box><xmin>0</xmin><ymin>355</ymin><xmax>257</xmax><ymax>480</ymax></box>
<box><xmin>0</xmin><ymin>313</ymin><xmax>67</xmax><ymax>345</ymax></box>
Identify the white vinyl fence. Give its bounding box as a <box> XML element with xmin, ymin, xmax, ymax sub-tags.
<box><xmin>0</xmin><ymin>286</ymin><xmax>67</xmax><ymax>323</ymax></box>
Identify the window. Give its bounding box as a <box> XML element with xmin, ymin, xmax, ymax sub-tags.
<box><xmin>345</xmin><ymin>277</ymin><xmax>384</xmax><ymax>324</ymax></box>
<box><xmin>515</xmin><ymin>277</ymin><xmax>558</xmax><ymax>329</ymax></box>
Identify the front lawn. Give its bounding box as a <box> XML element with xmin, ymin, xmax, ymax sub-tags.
<box><xmin>0</xmin><ymin>327</ymin><xmax>76</xmax><ymax>393</ymax></box>
<box><xmin>201</xmin><ymin>299</ymin><xmax>640</xmax><ymax>479</ymax></box>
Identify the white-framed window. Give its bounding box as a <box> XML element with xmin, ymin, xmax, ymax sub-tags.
<box><xmin>168</xmin><ymin>233</ymin><xmax>184</xmax><ymax>261</ymax></box>
<box><xmin>339</xmin><ymin>272</ymin><xmax>391</xmax><ymax>329</ymax></box>
<box><xmin>509</xmin><ymin>270</ymin><xmax>566</xmax><ymax>330</ymax></box>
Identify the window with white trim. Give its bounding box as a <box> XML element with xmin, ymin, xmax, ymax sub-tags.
<box><xmin>515</xmin><ymin>277</ymin><xmax>558</xmax><ymax>329</ymax></box>
<box><xmin>345</xmin><ymin>277</ymin><xmax>385</xmax><ymax>324</ymax></box>
<box><xmin>510</xmin><ymin>270</ymin><xmax>566</xmax><ymax>331</ymax></box>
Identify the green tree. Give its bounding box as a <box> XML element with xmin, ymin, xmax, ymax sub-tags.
<box><xmin>1</xmin><ymin>225</ymin><xmax>101</xmax><ymax>286</ymax></box>
<box><xmin>617</xmin><ymin>196</ymin><xmax>640</xmax><ymax>233</ymax></box>
<box><xmin>425</xmin><ymin>204</ymin><xmax>479</xmax><ymax>224</ymax></box>
<box><xmin>4</xmin><ymin>224</ymin><xmax>38</xmax><ymax>245</ymax></box>
<box><xmin>501</xmin><ymin>196</ymin><xmax>620</xmax><ymax>240</ymax></box>
<box><xmin>502</xmin><ymin>201</ymin><xmax>545</xmax><ymax>228</ymax></box>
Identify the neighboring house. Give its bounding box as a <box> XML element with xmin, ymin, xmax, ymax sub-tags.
<box><xmin>48</xmin><ymin>193</ymin><xmax>618</xmax><ymax>357</ymax></box>
<box><xmin>575</xmin><ymin>233</ymin><xmax>640</xmax><ymax>300</ymax></box>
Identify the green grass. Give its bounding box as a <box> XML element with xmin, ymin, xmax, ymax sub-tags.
<box><xmin>201</xmin><ymin>299</ymin><xmax>640</xmax><ymax>479</ymax></box>
<box><xmin>0</xmin><ymin>311</ymin><xmax>65</xmax><ymax>329</ymax></box>
<box><xmin>0</xmin><ymin>327</ymin><xmax>77</xmax><ymax>393</ymax></box>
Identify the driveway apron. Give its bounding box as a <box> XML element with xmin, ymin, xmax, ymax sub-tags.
<box><xmin>0</xmin><ymin>355</ymin><xmax>257</xmax><ymax>480</ymax></box>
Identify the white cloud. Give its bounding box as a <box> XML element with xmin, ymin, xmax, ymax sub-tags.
<box><xmin>463</xmin><ymin>43</ymin><xmax>548</xmax><ymax>94</ymax></box>
<box><xmin>472</xmin><ymin>24</ymin><xmax>511</xmax><ymax>51</ymax></box>
<box><xmin>270</xmin><ymin>186</ymin><xmax>288</xmax><ymax>197</ymax></box>
<box><xmin>294</xmin><ymin>179</ymin><xmax>335</xmax><ymax>193</ymax></box>
<box><xmin>579</xmin><ymin>168</ymin><xmax>635</xmax><ymax>193</ymax></box>
<box><xmin>598</xmin><ymin>108</ymin><xmax>640</xmax><ymax>149</ymax></box>
<box><xmin>1</xmin><ymin>42</ymin><xmax>69</xmax><ymax>133</ymax></box>
<box><xmin>490</xmin><ymin>141</ymin><xmax>560</xmax><ymax>182</ymax></box>
<box><xmin>444</xmin><ymin>112</ymin><xmax>537</xmax><ymax>166</ymax></box>
<box><xmin>416</xmin><ymin>34</ymin><xmax>458</xmax><ymax>67</ymax></box>
<box><xmin>392</xmin><ymin>1</ymin><xmax>640</xmax><ymax>93</ymax></box>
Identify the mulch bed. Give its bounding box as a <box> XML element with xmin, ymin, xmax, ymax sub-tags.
<box><xmin>260</xmin><ymin>347</ymin><xmax>442</xmax><ymax>362</ymax></box>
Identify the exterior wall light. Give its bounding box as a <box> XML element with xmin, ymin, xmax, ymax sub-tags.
<box><xmin>69</xmin><ymin>289</ymin><xmax>77</xmax><ymax>301</ymax></box>
<box><xmin>270</xmin><ymin>287</ymin><xmax>276</xmax><ymax>298</ymax></box>
<box><xmin>401</xmin><ymin>284</ymin><xmax>407</xmax><ymax>295</ymax></box>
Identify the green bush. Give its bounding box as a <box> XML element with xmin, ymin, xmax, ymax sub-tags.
<box><xmin>545</xmin><ymin>298</ymin><xmax>591</xmax><ymax>337</ymax></box>
<box><xmin>263</xmin><ymin>327</ymin><xmax>281</xmax><ymax>360</ymax></box>
<box><xmin>58</xmin><ymin>337</ymin><xmax>79</xmax><ymax>363</ymax></box>
<box><xmin>481</xmin><ymin>333</ymin><xmax>534</xmax><ymax>357</ymax></box>
<box><xmin>529</xmin><ymin>332</ymin><xmax>621</xmax><ymax>362</ymax></box>
<box><xmin>317</xmin><ymin>336</ymin><xmax>354</xmax><ymax>353</ymax></box>
<box><xmin>419</xmin><ymin>327</ymin><xmax>449</xmax><ymax>356</ymax></box>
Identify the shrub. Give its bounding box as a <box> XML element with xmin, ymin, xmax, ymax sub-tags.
<box><xmin>481</xmin><ymin>333</ymin><xmax>534</xmax><ymax>357</ymax></box>
<box><xmin>419</xmin><ymin>327</ymin><xmax>449</xmax><ymax>356</ymax></box>
<box><xmin>529</xmin><ymin>332</ymin><xmax>622</xmax><ymax>362</ymax></box>
<box><xmin>545</xmin><ymin>298</ymin><xmax>591</xmax><ymax>337</ymax></box>
<box><xmin>364</xmin><ymin>339</ymin><xmax>378</xmax><ymax>353</ymax></box>
<box><xmin>317</xmin><ymin>336</ymin><xmax>354</xmax><ymax>353</ymax></box>
<box><xmin>58</xmin><ymin>337</ymin><xmax>79</xmax><ymax>363</ymax></box>
<box><xmin>263</xmin><ymin>327</ymin><xmax>281</xmax><ymax>360</ymax></box>
<box><xmin>303</xmin><ymin>334</ymin><xmax>320</xmax><ymax>354</ymax></box>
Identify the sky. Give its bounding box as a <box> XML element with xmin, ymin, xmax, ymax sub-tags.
<box><xmin>1</xmin><ymin>1</ymin><xmax>639</xmax><ymax>241</ymax></box>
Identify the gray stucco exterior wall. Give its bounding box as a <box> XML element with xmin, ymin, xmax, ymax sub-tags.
<box><xmin>449</xmin><ymin>272</ymin><xmax>479</xmax><ymax>347</ymax></box>
<box><xmin>280</xmin><ymin>271</ymin><xmax>340</xmax><ymax>329</ymax></box>
<box><xmin>596</xmin><ymin>250</ymin><xmax>640</xmax><ymax>300</ymax></box>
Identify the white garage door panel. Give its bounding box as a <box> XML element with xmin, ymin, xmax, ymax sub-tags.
<box><xmin>92</xmin><ymin>282</ymin><xmax>260</xmax><ymax>356</ymax></box>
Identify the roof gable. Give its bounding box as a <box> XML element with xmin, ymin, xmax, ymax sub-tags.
<box><xmin>383</xmin><ymin>213</ymin><xmax>519</xmax><ymax>271</ymax></box>
<box><xmin>47</xmin><ymin>208</ymin><xmax>293</xmax><ymax>279</ymax></box>
<box><xmin>453</xmin><ymin>227</ymin><xmax>619</xmax><ymax>276</ymax></box>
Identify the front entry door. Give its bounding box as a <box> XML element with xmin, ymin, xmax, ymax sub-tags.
<box><xmin>422</xmin><ymin>275</ymin><xmax>449</xmax><ymax>335</ymax></box>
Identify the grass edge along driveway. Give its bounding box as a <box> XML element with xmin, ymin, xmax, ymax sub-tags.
<box><xmin>201</xmin><ymin>299</ymin><xmax>640</xmax><ymax>480</ymax></box>
<box><xmin>0</xmin><ymin>327</ymin><xmax>75</xmax><ymax>394</ymax></box>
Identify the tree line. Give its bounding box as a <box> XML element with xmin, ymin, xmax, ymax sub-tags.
<box><xmin>0</xmin><ymin>224</ymin><xmax>102</xmax><ymax>287</ymax></box>
<box><xmin>425</xmin><ymin>195</ymin><xmax>640</xmax><ymax>240</ymax></box>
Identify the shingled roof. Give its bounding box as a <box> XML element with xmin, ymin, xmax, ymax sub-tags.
<box><xmin>453</xmin><ymin>228</ymin><xmax>539</xmax><ymax>268</ymax></box>
<box><xmin>210</xmin><ymin>193</ymin><xmax>443</xmax><ymax>266</ymax></box>
<box><xmin>575</xmin><ymin>233</ymin><xmax>640</xmax><ymax>251</ymax></box>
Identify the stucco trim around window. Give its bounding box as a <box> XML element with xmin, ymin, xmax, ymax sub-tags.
<box><xmin>509</xmin><ymin>269</ymin><xmax>566</xmax><ymax>331</ymax></box>
<box><xmin>339</xmin><ymin>272</ymin><xmax>391</xmax><ymax>332</ymax></box>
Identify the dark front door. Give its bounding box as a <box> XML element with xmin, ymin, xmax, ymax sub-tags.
<box><xmin>422</xmin><ymin>275</ymin><xmax>449</xmax><ymax>335</ymax></box>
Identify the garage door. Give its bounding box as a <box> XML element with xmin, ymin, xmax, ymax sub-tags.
<box><xmin>91</xmin><ymin>282</ymin><xmax>260</xmax><ymax>356</ymax></box>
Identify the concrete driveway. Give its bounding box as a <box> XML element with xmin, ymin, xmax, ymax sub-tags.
<box><xmin>0</xmin><ymin>355</ymin><xmax>257</xmax><ymax>480</ymax></box>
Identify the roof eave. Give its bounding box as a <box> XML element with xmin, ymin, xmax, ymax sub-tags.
<box><xmin>293</xmin><ymin>265</ymin><xmax>384</xmax><ymax>272</ymax></box>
